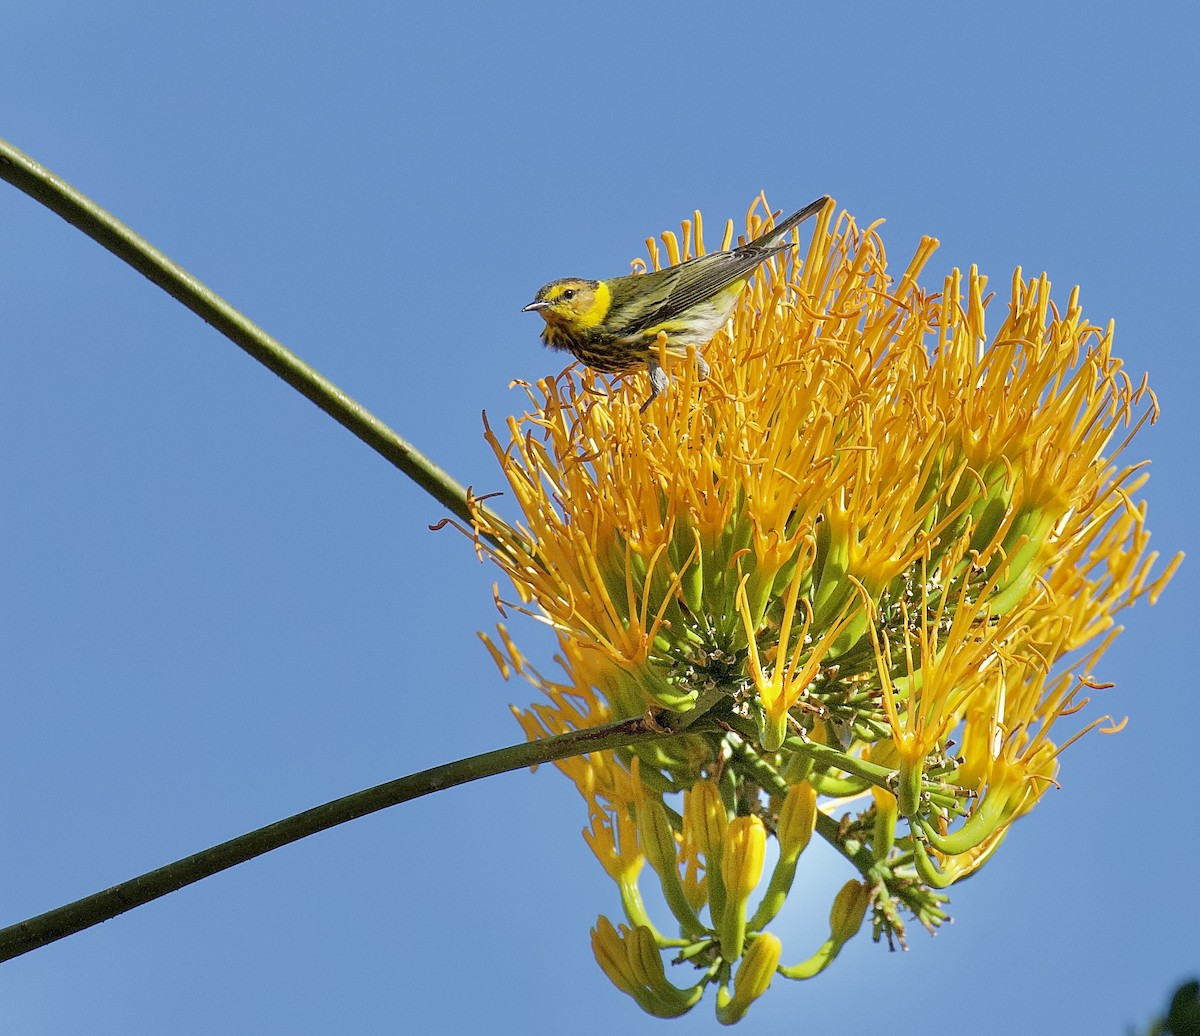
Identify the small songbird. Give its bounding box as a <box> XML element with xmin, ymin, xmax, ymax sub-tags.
<box><xmin>523</xmin><ymin>196</ymin><xmax>828</xmax><ymax>410</ymax></box>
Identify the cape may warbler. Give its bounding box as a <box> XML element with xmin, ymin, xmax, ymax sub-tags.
<box><xmin>523</xmin><ymin>196</ymin><xmax>828</xmax><ymax>410</ymax></box>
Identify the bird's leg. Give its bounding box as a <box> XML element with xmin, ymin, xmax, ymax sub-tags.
<box><xmin>640</xmin><ymin>352</ymin><xmax>709</xmax><ymax>412</ymax></box>
<box><xmin>640</xmin><ymin>360</ymin><xmax>671</xmax><ymax>413</ymax></box>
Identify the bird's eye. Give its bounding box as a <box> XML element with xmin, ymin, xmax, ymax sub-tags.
<box><xmin>561</xmin><ymin>289</ymin><xmax>576</xmax><ymax>300</ymax></box>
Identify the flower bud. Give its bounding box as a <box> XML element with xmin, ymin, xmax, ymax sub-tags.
<box><xmin>683</xmin><ymin>779</ymin><xmax>726</xmax><ymax>858</ymax></box>
<box><xmin>627</xmin><ymin>925</ymin><xmax>700</xmax><ymax>1015</ymax></box>
<box><xmin>590</xmin><ymin>916</ymin><xmax>638</xmax><ymax>996</ymax></box>
<box><xmin>717</xmin><ymin>933</ymin><xmax>782</xmax><ymax>1024</ymax></box>
<box><xmin>829</xmin><ymin>880</ymin><xmax>871</xmax><ymax>944</ymax></box>
<box><xmin>720</xmin><ymin>816</ymin><xmax>766</xmax><ymax>961</ymax></box>
<box><xmin>871</xmin><ymin>783</ymin><xmax>898</xmax><ymax>861</ymax></box>
<box><xmin>637</xmin><ymin>796</ymin><xmax>679</xmax><ymax>878</ymax></box>
<box><xmin>722</xmin><ymin>816</ymin><xmax>766</xmax><ymax>901</ymax></box>
<box><xmin>777</xmin><ymin>782</ymin><xmax>817</xmax><ymax>860</ymax></box>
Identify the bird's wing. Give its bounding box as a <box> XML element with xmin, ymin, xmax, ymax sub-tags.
<box><xmin>747</xmin><ymin>196</ymin><xmax>829</xmax><ymax>250</ymax></box>
<box><xmin>617</xmin><ymin>246</ymin><xmax>785</xmax><ymax>336</ymax></box>
<box><xmin>608</xmin><ymin>198</ymin><xmax>827</xmax><ymax>338</ymax></box>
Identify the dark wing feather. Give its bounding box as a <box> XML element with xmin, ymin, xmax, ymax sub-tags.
<box><xmin>616</xmin><ymin>244</ymin><xmax>786</xmax><ymax>337</ymax></box>
<box><xmin>605</xmin><ymin>198</ymin><xmax>828</xmax><ymax>338</ymax></box>
<box><xmin>747</xmin><ymin>196</ymin><xmax>829</xmax><ymax>250</ymax></box>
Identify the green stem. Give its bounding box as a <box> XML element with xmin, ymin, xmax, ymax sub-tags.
<box><xmin>0</xmin><ymin>715</ymin><xmax>693</xmax><ymax>963</ymax></box>
<box><xmin>782</xmin><ymin>736</ymin><xmax>895</xmax><ymax>787</ymax></box>
<box><xmin>777</xmin><ymin>936</ymin><xmax>840</xmax><ymax>980</ymax></box>
<box><xmin>0</xmin><ymin>136</ymin><xmax>502</xmax><ymax>536</ymax></box>
<box><xmin>725</xmin><ymin>734</ymin><xmax>946</xmax><ymax>926</ymax></box>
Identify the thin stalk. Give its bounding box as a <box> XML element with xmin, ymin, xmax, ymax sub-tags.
<box><xmin>0</xmin><ymin>714</ymin><xmax>698</xmax><ymax>963</ymax></box>
<box><xmin>0</xmin><ymin>136</ymin><xmax>502</xmax><ymax>536</ymax></box>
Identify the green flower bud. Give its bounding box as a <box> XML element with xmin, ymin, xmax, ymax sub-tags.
<box><xmin>637</xmin><ymin>796</ymin><xmax>678</xmax><ymax>878</ymax></box>
<box><xmin>590</xmin><ymin>916</ymin><xmax>639</xmax><ymax>997</ymax></box>
<box><xmin>720</xmin><ymin>816</ymin><xmax>765</xmax><ymax>961</ymax></box>
<box><xmin>777</xmin><ymin>781</ymin><xmax>817</xmax><ymax>860</ymax></box>
<box><xmin>723</xmin><ymin>816</ymin><xmax>766</xmax><ymax>902</ymax></box>
<box><xmin>717</xmin><ymin>933</ymin><xmax>782</xmax><ymax>1024</ymax></box>
<box><xmin>684</xmin><ymin>778</ymin><xmax>726</xmax><ymax>858</ymax></box>
<box><xmin>829</xmin><ymin>880</ymin><xmax>871</xmax><ymax>944</ymax></box>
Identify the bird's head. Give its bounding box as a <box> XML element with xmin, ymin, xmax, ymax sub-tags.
<box><xmin>522</xmin><ymin>278</ymin><xmax>610</xmax><ymax>331</ymax></box>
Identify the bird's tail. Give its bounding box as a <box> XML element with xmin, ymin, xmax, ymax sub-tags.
<box><xmin>749</xmin><ymin>195</ymin><xmax>830</xmax><ymax>252</ymax></box>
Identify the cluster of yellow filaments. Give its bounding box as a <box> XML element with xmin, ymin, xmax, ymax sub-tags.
<box><xmin>470</xmin><ymin>198</ymin><xmax>1179</xmax><ymax>1022</ymax></box>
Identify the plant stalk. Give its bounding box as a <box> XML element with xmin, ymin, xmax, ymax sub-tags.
<box><xmin>0</xmin><ymin>136</ymin><xmax>501</xmax><ymax>534</ymax></box>
<box><xmin>0</xmin><ymin>715</ymin><xmax>688</xmax><ymax>962</ymax></box>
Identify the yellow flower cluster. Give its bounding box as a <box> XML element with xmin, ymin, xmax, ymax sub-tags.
<box><xmin>472</xmin><ymin>198</ymin><xmax>1179</xmax><ymax>1020</ymax></box>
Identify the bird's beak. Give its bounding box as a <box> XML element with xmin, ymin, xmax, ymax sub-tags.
<box><xmin>522</xmin><ymin>300</ymin><xmax>550</xmax><ymax>313</ymax></box>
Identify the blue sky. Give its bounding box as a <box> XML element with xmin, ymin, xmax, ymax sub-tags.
<box><xmin>1</xmin><ymin>3</ymin><xmax>1196</xmax><ymax>1033</ymax></box>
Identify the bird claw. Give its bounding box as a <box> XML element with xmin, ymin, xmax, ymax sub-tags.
<box><xmin>639</xmin><ymin>356</ymin><xmax>707</xmax><ymax>413</ymax></box>
<box><xmin>640</xmin><ymin>361</ymin><xmax>672</xmax><ymax>413</ymax></box>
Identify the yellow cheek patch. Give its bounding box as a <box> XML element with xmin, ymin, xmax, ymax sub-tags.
<box><xmin>576</xmin><ymin>280</ymin><xmax>612</xmax><ymax>330</ymax></box>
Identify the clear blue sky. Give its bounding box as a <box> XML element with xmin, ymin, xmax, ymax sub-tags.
<box><xmin>1</xmin><ymin>3</ymin><xmax>1195</xmax><ymax>1033</ymax></box>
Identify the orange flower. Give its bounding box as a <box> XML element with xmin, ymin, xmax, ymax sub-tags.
<box><xmin>470</xmin><ymin>197</ymin><xmax>1178</xmax><ymax>1019</ymax></box>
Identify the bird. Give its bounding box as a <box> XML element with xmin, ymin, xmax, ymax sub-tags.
<box><xmin>523</xmin><ymin>196</ymin><xmax>828</xmax><ymax>411</ymax></box>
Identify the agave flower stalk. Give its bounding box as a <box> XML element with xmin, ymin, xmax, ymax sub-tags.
<box><xmin>470</xmin><ymin>197</ymin><xmax>1179</xmax><ymax>1020</ymax></box>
